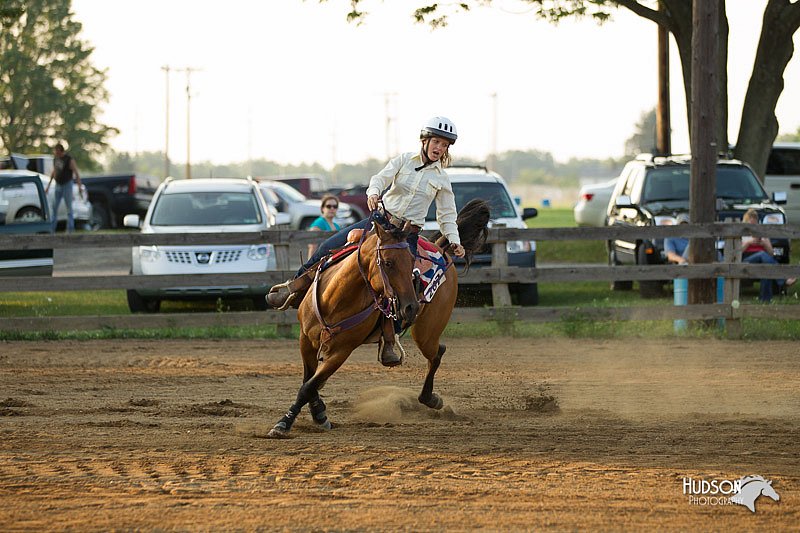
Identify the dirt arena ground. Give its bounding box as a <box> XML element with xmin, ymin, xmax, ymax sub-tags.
<box><xmin>1</xmin><ymin>337</ymin><xmax>797</xmax><ymax>531</ymax></box>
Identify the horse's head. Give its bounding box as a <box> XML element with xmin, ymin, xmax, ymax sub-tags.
<box><xmin>362</xmin><ymin>222</ymin><xmax>419</xmax><ymax>324</ymax></box>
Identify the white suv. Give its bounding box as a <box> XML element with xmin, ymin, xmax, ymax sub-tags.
<box><xmin>423</xmin><ymin>165</ymin><xmax>539</xmax><ymax>305</ymax></box>
<box><xmin>123</xmin><ymin>177</ymin><xmax>277</xmax><ymax>312</ymax></box>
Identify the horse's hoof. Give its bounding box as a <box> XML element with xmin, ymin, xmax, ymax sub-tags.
<box><xmin>315</xmin><ymin>419</ymin><xmax>332</xmax><ymax>431</ymax></box>
<box><xmin>420</xmin><ymin>393</ymin><xmax>444</xmax><ymax>410</ymax></box>
<box><xmin>267</xmin><ymin>426</ymin><xmax>291</xmax><ymax>439</ymax></box>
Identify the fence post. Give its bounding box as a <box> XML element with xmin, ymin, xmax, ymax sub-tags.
<box><xmin>490</xmin><ymin>239</ymin><xmax>513</xmax><ymax>307</ymax></box>
<box><xmin>723</xmin><ymin>235</ymin><xmax>743</xmax><ymax>339</ymax></box>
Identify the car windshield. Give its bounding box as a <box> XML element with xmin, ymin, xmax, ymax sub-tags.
<box><xmin>150</xmin><ymin>191</ymin><xmax>262</xmax><ymax>226</ymax></box>
<box><xmin>642</xmin><ymin>166</ymin><xmax>769</xmax><ymax>203</ymax></box>
<box><xmin>264</xmin><ymin>182</ymin><xmax>306</xmax><ymax>204</ymax></box>
<box><xmin>426</xmin><ymin>181</ymin><xmax>517</xmax><ymax>221</ymax></box>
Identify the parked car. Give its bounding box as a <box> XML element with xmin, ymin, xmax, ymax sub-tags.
<box><xmin>423</xmin><ymin>165</ymin><xmax>539</xmax><ymax>305</ymax></box>
<box><xmin>573</xmin><ymin>178</ymin><xmax>617</xmax><ymax>227</ymax></box>
<box><xmin>123</xmin><ymin>177</ymin><xmax>277</xmax><ymax>312</ymax></box>
<box><xmin>268</xmin><ymin>174</ymin><xmax>330</xmax><ymax>198</ymax></box>
<box><xmin>257</xmin><ymin>180</ymin><xmax>357</xmax><ymax>230</ymax></box>
<box><xmin>0</xmin><ymin>170</ymin><xmax>54</xmax><ymax>276</ymax></box>
<box><xmin>606</xmin><ymin>154</ymin><xmax>790</xmax><ymax>297</ymax></box>
<box><xmin>764</xmin><ymin>142</ymin><xmax>800</xmax><ymax>226</ymax></box>
<box><xmin>336</xmin><ymin>184</ymin><xmax>370</xmax><ymax>220</ymax></box>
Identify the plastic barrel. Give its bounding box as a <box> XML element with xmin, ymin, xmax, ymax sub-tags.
<box><xmin>674</xmin><ymin>278</ymin><xmax>688</xmax><ymax>331</ymax></box>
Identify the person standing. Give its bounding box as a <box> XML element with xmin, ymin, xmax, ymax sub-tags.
<box><xmin>46</xmin><ymin>143</ymin><xmax>83</xmax><ymax>232</ymax></box>
<box><xmin>307</xmin><ymin>194</ymin><xmax>342</xmax><ymax>258</ymax></box>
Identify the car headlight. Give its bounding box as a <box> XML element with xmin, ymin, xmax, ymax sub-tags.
<box><xmin>762</xmin><ymin>213</ymin><xmax>784</xmax><ymax>225</ymax></box>
<box><xmin>140</xmin><ymin>246</ymin><xmax>161</xmax><ymax>262</ymax></box>
<box><xmin>654</xmin><ymin>216</ymin><xmax>678</xmax><ymax>226</ymax></box>
<box><xmin>248</xmin><ymin>244</ymin><xmax>271</xmax><ymax>260</ymax></box>
<box><xmin>507</xmin><ymin>240</ymin><xmax>533</xmax><ymax>253</ymax></box>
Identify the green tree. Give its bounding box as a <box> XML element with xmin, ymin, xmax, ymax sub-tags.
<box><xmin>624</xmin><ymin>108</ymin><xmax>657</xmax><ymax>156</ymax></box>
<box><xmin>345</xmin><ymin>0</ymin><xmax>800</xmax><ymax>180</ymax></box>
<box><xmin>0</xmin><ymin>0</ymin><xmax>117</xmax><ymax>170</ymax></box>
<box><xmin>777</xmin><ymin>127</ymin><xmax>800</xmax><ymax>142</ymax></box>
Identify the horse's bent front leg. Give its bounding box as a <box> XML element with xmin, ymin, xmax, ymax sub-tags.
<box><xmin>268</xmin><ymin>341</ymin><xmax>348</xmax><ymax>438</ymax></box>
<box><xmin>418</xmin><ymin>343</ymin><xmax>446</xmax><ymax>410</ymax></box>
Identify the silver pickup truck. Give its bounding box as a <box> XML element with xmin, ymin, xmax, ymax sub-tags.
<box><xmin>764</xmin><ymin>142</ymin><xmax>800</xmax><ymax>226</ymax></box>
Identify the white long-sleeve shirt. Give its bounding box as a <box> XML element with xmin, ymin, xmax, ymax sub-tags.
<box><xmin>366</xmin><ymin>152</ymin><xmax>461</xmax><ymax>245</ymax></box>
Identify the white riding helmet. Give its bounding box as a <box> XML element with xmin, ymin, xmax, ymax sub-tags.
<box><xmin>420</xmin><ymin>116</ymin><xmax>457</xmax><ymax>144</ymax></box>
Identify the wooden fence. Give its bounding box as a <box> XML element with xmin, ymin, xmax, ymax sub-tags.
<box><xmin>1</xmin><ymin>224</ymin><xmax>799</xmax><ymax>337</ymax></box>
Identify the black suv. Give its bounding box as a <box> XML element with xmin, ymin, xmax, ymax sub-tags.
<box><xmin>606</xmin><ymin>155</ymin><xmax>790</xmax><ymax>297</ymax></box>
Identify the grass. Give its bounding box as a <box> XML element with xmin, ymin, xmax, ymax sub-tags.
<box><xmin>1</xmin><ymin>207</ymin><xmax>798</xmax><ymax>339</ymax></box>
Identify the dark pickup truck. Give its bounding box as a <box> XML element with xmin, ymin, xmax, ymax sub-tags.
<box><xmin>82</xmin><ymin>173</ymin><xmax>160</xmax><ymax>229</ymax></box>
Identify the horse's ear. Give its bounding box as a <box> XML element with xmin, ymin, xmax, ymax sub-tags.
<box><xmin>373</xmin><ymin>222</ymin><xmax>388</xmax><ymax>239</ymax></box>
<box><xmin>768</xmin><ymin>480</ymin><xmax>773</xmax><ymax>485</ymax></box>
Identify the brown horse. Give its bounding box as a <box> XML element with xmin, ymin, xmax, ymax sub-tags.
<box><xmin>268</xmin><ymin>200</ymin><xmax>490</xmax><ymax>438</ymax></box>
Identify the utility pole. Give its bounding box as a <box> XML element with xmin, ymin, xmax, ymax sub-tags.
<box><xmin>688</xmin><ymin>0</ymin><xmax>718</xmax><ymax>307</ymax></box>
<box><xmin>383</xmin><ymin>92</ymin><xmax>397</xmax><ymax>160</ymax></box>
<box><xmin>176</xmin><ymin>67</ymin><xmax>200</xmax><ymax>179</ymax></box>
<box><xmin>161</xmin><ymin>65</ymin><xmax>171</xmax><ymax>179</ymax></box>
<box><xmin>656</xmin><ymin>9</ymin><xmax>671</xmax><ymax>156</ymax></box>
<box><xmin>488</xmin><ymin>92</ymin><xmax>498</xmax><ymax>171</ymax></box>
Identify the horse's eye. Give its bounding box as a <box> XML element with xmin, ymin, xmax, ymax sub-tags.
<box><xmin>384</xmin><ymin>260</ymin><xmax>393</xmax><ymax>269</ymax></box>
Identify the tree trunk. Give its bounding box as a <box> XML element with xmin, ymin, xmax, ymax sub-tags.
<box><xmin>734</xmin><ymin>0</ymin><xmax>800</xmax><ymax>180</ymax></box>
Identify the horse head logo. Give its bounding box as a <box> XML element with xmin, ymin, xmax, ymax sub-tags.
<box><xmin>730</xmin><ymin>475</ymin><xmax>780</xmax><ymax>513</ymax></box>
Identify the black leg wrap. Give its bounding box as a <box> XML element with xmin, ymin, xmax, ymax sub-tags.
<box><xmin>275</xmin><ymin>405</ymin><xmax>301</xmax><ymax>431</ymax></box>
<box><xmin>309</xmin><ymin>397</ymin><xmax>331</xmax><ymax>429</ymax></box>
<box><xmin>419</xmin><ymin>392</ymin><xmax>444</xmax><ymax>410</ymax></box>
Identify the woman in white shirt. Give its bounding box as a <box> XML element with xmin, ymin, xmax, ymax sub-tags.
<box><xmin>268</xmin><ymin>116</ymin><xmax>465</xmax><ymax>310</ymax></box>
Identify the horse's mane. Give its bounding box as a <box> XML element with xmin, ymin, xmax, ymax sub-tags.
<box><xmin>739</xmin><ymin>475</ymin><xmax>767</xmax><ymax>486</ymax></box>
<box><xmin>432</xmin><ymin>198</ymin><xmax>490</xmax><ymax>273</ymax></box>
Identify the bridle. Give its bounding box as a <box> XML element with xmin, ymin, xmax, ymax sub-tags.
<box><xmin>311</xmin><ymin>211</ymin><xmax>413</xmax><ymax>344</ymax></box>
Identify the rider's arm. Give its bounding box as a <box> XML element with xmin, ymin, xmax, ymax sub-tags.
<box><xmin>366</xmin><ymin>154</ymin><xmax>405</xmax><ymax>199</ymax></box>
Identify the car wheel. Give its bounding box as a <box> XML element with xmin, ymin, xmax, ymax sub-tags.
<box><xmin>637</xmin><ymin>245</ymin><xmax>664</xmax><ymax>298</ymax></box>
<box><xmin>127</xmin><ymin>289</ymin><xmax>161</xmax><ymax>313</ymax></box>
<box><xmin>88</xmin><ymin>202</ymin><xmax>110</xmax><ymax>230</ymax></box>
<box><xmin>515</xmin><ymin>283</ymin><xmax>539</xmax><ymax>306</ymax></box>
<box><xmin>608</xmin><ymin>247</ymin><xmax>633</xmax><ymax>291</ymax></box>
<box><xmin>252</xmin><ymin>296</ymin><xmax>268</xmax><ymax>311</ymax></box>
<box><xmin>14</xmin><ymin>206</ymin><xmax>44</xmax><ymax>222</ymax></box>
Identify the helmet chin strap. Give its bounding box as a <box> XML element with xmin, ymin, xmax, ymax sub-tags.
<box><xmin>415</xmin><ymin>139</ymin><xmax>434</xmax><ymax>171</ymax></box>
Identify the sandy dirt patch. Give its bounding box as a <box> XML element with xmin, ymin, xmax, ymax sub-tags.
<box><xmin>1</xmin><ymin>337</ymin><xmax>797</xmax><ymax>530</ymax></box>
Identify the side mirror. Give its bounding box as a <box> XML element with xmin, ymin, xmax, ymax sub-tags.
<box><xmin>123</xmin><ymin>214</ymin><xmax>141</xmax><ymax>228</ymax></box>
<box><xmin>275</xmin><ymin>212</ymin><xmax>291</xmax><ymax>226</ymax></box>
<box><xmin>773</xmin><ymin>191</ymin><xmax>787</xmax><ymax>205</ymax></box>
<box><xmin>521</xmin><ymin>207</ymin><xmax>538</xmax><ymax>220</ymax></box>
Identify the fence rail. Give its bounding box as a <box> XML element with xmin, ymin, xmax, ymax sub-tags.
<box><xmin>1</xmin><ymin>224</ymin><xmax>798</xmax><ymax>336</ymax></box>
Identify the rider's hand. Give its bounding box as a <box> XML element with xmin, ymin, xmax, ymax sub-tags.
<box><xmin>451</xmin><ymin>244</ymin><xmax>465</xmax><ymax>258</ymax></box>
<box><xmin>367</xmin><ymin>194</ymin><xmax>380</xmax><ymax>211</ymax></box>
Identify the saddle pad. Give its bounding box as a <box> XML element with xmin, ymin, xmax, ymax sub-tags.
<box><xmin>415</xmin><ymin>238</ymin><xmax>448</xmax><ymax>303</ymax></box>
<box><xmin>321</xmin><ymin>244</ymin><xmax>358</xmax><ymax>272</ymax></box>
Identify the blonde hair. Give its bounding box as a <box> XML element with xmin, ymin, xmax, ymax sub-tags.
<box><xmin>743</xmin><ymin>208</ymin><xmax>759</xmax><ymax>223</ymax></box>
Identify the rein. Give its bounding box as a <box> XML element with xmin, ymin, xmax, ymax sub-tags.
<box><xmin>312</xmin><ymin>212</ymin><xmax>412</xmax><ymax>344</ymax></box>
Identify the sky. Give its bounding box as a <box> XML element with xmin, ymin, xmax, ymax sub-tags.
<box><xmin>70</xmin><ymin>0</ymin><xmax>800</xmax><ymax>169</ymax></box>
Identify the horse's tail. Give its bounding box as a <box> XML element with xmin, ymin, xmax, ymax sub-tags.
<box><xmin>434</xmin><ymin>198</ymin><xmax>490</xmax><ymax>273</ymax></box>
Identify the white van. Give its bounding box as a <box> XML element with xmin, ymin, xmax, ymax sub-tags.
<box><xmin>764</xmin><ymin>142</ymin><xmax>800</xmax><ymax>226</ymax></box>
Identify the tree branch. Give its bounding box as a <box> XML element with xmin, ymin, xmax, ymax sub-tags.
<box><xmin>612</xmin><ymin>0</ymin><xmax>670</xmax><ymax>28</ymax></box>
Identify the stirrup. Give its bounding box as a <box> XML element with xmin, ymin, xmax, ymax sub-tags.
<box><xmin>267</xmin><ymin>281</ymin><xmax>296</xmax><ymax>311</ymax></box>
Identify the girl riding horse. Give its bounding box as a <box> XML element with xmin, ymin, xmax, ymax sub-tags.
<box><xmin>268</xmin><ymin>116</ymin><xmax>465</xmax><ymax>366</ymax></box>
